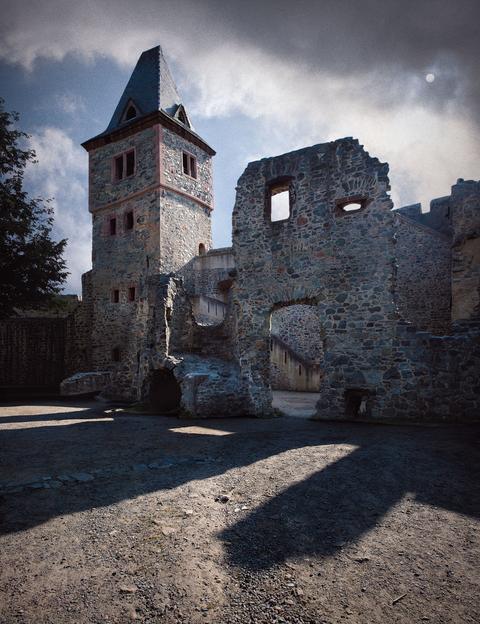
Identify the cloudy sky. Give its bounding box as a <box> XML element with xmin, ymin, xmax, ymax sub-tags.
<box><xmin>1</xmin><ymin>0</ymin><xmax>479</xmax><ymax>293</ymax></box>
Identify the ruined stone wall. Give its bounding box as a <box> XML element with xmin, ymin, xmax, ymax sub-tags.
<box><xmin>394</xmin><ymin>213</ymin><xmax>451</xmax><ymax>335</ymax></box>
<box><xmin>232</xmin><ymin>138</ymin><xmax>396</xmax><ymax>417</ymax></box>
<box><xmin>451</xmin><ymin>180</ymin><xmax>480</xmax><ymax>324</ymax></box>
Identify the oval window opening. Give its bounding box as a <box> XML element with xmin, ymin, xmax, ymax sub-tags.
<box><xmin>341</xmin><ymin>202</ymin><xmax>363</xmax><ymax>212</ymax></box>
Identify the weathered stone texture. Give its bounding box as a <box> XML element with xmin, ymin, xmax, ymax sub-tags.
<box><xmin>394</xmin><ymin>213</ymin><xmax>451</xmax><ymax>334</ymax></box>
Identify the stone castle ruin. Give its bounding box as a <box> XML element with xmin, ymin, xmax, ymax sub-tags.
<box><xmin>2</xmin><ymin>45</ymin><xmax>479</xmax><ymax>420</ymax></box>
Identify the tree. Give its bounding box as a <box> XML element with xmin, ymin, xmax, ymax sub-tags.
<box><xmin>0</xmin><ymin>98</ymin><xmax>68</xmax><ymax>318</ymax></box>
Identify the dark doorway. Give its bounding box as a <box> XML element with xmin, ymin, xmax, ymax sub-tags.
<box><xmin>148</xmin><ymin>369</ymin><xmax>181</xmax><ymax>413</ymax></box>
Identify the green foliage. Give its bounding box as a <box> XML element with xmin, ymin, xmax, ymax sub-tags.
<box><xmin>0</xmin><ymin>98</ymin><xmax>68</xmax><ymax>318</ymax></box>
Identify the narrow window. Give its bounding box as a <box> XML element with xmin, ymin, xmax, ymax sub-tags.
<box><xmin>112</xmin><ymin>347</ymin><xmax>121</xmax><ymax>362</ymax></box>
<box><xmin>198</xmin><ymin>243</ymin><xmax>206</xmax><ymax>255</ymax></box>
<box><xmin>128</xmin><ymin>286</ymin><xmax>136</xmax><ymax>302</ymax></box>
<box><xmin>110</xmin><ymin>217</ymin><xmax>117</xmax><ymax>235</ymax></box>
<box><xmin>268</xmin><ymin>179</ymin><xmax>292</xmax><ymax>222</ymax></box>
<box><xmin>189</xmin><ymin>155</ymin><xmax>197</xmax><ymax>179</ymax></box>
<box><xmin>112</xmin><ymin>289</ymin><xmax>120</xmax><ymax>303</ymax></box>
<box><xmin>125</xmin><ymin>211</ymin><xmax>134</xmax><ymax>230</ymax></box>
<box><xmin>284</xmin><ymin>351</ymin><xmax>287</xmax><ymax>363</ymax></box>
<box><xmin>125</xmin><ymin>150</ymin><xmax>135</xmax><ymax>177</ymax></box>
<box><xmin>299</xmin><ymin>365</ymin><xmax>302</xmax><ymax>376</ymax></box>
<box><xmin>182</xmin><ymin>152</ymin><xmax>197</xmax><ymax>178</ymax></box>
<box><xmin>114</xmin><ymin>156</ymin><xmax>123</xmax><ymax>181</ymax></box>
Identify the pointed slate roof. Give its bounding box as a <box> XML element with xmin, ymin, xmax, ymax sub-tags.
<box><xmin>105</xmin><ymin>45</ymin><xmax>182</xmax><ymax>132</ymax></box>
<box><xmin>82</xmin><ymin>45</ymin><xmax>214</xmax><ymax>154</ymax></box>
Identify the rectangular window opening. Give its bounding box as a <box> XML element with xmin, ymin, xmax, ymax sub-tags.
<box><xmin>112</xmin><ymin>289</ymin><xmax>120</xmax><ymax>303</ymax></box>
<box><xmin>109</xmin><ymin>218</ymin><xmax>117</xmax><ymax>235</ymax></box>
<box><xmin>128</xmin><ymin>286</ymin><xmax>136</xmax><ymax>302</ymax></box>
<box><xmin>182</xmin><ymin>151</ymin><xmax>197</xmax><ymax>178</ymax></box>
<box><xmin>125</xmin><ymin>150</ymin><xmax>135</xmax><ymax>177</ymax></box>
<box><xmin>114</xmin><ymin>156</ymin><xmax>123</xmax><ymax>181</ymax></box>
<box><xmin>125</xmin><ymin>211</ymin><xmax>134</xmax><ymax>230</ymax></box>
<box><xmin>270</xmin><ymin>185</ymin><xmax>290</xmax><ymax>222</ymax></box>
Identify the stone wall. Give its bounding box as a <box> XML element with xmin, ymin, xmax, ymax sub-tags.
<box><xmin>394</xmin><ymin>213</ymin><xmax>451</xmax><ymax>335</ymax></box>
<box><xmin>270</xmin><ymin>304</ymin><xmax>323</xmax><ymax>363</ymax></box>
<box><xmin>232</xmin><ymin>138</ymin><xmax>396</xmax><ymax>417</ymax></box>
<box><xmin>451</xmin><ymin>180</ymin><xmax>480</xmax><ymax>324</ymax></box>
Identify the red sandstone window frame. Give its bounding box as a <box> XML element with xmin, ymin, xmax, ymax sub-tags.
<box><xmin>182</xmin><ymin>151</ymin><xmax>197</xmax><ymax>179</ymax></box>
<box><xmin>112</xmin><ymin>148</ymin><xmax>136</xmax><ymax>182</ymax></box>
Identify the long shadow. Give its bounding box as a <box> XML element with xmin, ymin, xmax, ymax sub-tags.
<box><xmin>1</xmin><ymin>405</ymin><xmax>479</xmax><ymax>572</ymax></box>
<box><xmin>220</xmin><ymin>427</ymin><xmax>480</xmax><ymax>570</ymax></box>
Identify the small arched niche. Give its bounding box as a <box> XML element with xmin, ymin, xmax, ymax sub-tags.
<box><xmin>198</xmin><ymin>243</ymin><xmax>206</xmax><ymax>256</ymax></box>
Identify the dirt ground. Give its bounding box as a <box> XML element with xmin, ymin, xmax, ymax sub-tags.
<box><xmin>0</xmin><ymin>400</ymin><xmax>479</xmax><ymax>624</ymax></box>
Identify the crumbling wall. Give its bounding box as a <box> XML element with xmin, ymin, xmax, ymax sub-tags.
<box><xmin>451</xmin><ymin>180</ymin><xmax>480</xmax><ymax>325</ymax></box>
<box><xmin>394</xmin><ymin>213</ymin><xmax>451</xmax><ymax>335</ymax></box>
<box><xmin>232</xmin><ymin>138</ymin><xmax>396</xmax><ymax>417</ymax></box>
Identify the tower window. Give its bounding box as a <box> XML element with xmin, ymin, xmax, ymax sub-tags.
<box><xmin>113</xmin><ymin>149</ymin><xmax>135</xmax><ymax>181</ymax></box>
<box><xmin>198</xmin><ymin>243</ymin><xmax>206</xmax><ymax>255</ymax></box>
<box><xmin>125</xmin><ymin>211</ymin><xmax>134</xmax><ymax>230</ymax></box>
<box><xmin>125</xmin><ymin>105</ymin><xmax>137</xmax><ymax>121</ymax></box>
<box><xmin>112</xmin><ymin>347</ymin><xmax>121</xmax><ymax>362</ymax></box>
<box><xmin>109</xmin><ymin>217</ymin><xmax>117</xmax><ymax>235</ymax></box>
<box><xmin>128</xmin><ymin>286</ymin><xmax>136</xmax><ymax>302</ymax></box>
<box><xmin>112</xmin><ymin>289</ymin><xmax>120</xmax><ymax>303</ymax></box>
<box><xmin>182</xmin><ymin>152</ymin><xmax>197</xmax><ymax>179</ymax></box>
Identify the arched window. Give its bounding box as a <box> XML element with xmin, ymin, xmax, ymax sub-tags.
<box><xmin>198</xmin><ymin>243</ymin><xmax>206</xmax><ymax>256</ymax></box>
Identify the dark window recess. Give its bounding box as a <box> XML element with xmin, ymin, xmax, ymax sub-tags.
<box><xmin>182</xmin><ymin>152</ymin><xmax>197</xmax><ymax>178</ymax></box>
<box><xmin>125</xmin><ymin>211</ymin><xmax>134</xmax><ymax>230</ymax></box>
<box><xmin>114</xmin><ymin>150</ymin><xmax>135</xmax><ymax>180</ymax></box>
<box><xmin>112</xmin><ymin>347</ymin><xmax>121</xmax><ymax>362</ymax></box>
<box><xmin>112</xmin><ymin>289</ymin><xmax>120</xmax><ymax>303</ymax></box>
<box><xmin>198</xmin><ymin>243</ymin><xmax>206</xmax><ymax>255</ymax></box>
<box><xmin>299</xmin><ymin>365</ymin><xmax>302</xmax><ymax>376</ymax></box>
<box><xmin>114</xmin><ymin>156</ymin><xmax>123</xmax><ymax>181</ymax></box>
<box><xmin>128</xmin><ymin>286</ymin><xmax>136</xmax><ymax>302</ymax></box>
<box><xmin>125</xmin><ymin>105</ymin><xmax>137</xmax><ymax>120</ymax></box>
<box><xmin>109</xmin><ymin>218</ymin><xmax>117</xmax><ymax>235</ymax></box>
<box><xmin>125</xmin><ymin>150</ymin><xmax>135</xmax><ymax>177</ymax></box>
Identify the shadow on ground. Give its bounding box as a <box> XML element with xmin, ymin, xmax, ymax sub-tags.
<box><xmin>1</xmin><ymin>400</ymin><xmax>479</xmax><ymax>571</ymax></box>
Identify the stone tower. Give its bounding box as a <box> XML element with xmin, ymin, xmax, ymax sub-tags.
<box><xmin>81</xmin><ymin>45</ymin><xmax>215</xmax><ymax>399</ymax></box>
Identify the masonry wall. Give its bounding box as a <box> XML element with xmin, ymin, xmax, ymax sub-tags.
<box><xmin>232</xmin><ymin>138</ymin><xmax>396</xmax><ymax>417</ymax></box>
<box><xmin>394</xmin><ymin>213</ymin><xmax>451</xmax><ymax>335</ymax></box>
<box><xmin>451</xmin><ymin>180</ymin><xmax>480</xmax><ymax>324</ymax></box>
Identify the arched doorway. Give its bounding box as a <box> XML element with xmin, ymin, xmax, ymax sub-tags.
<box><xmin>148</xmin><ymin>368</ymin><xmax>182</xmax><ymax>413</ymax></box>
<box><xmin>270</xmin><ymin>303</ymin><xmax>324</xmax><ymax>417</ymax></box>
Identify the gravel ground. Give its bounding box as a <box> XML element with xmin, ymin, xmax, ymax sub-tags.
<box><xmin>0</xmin><ymin>400</ymin><xmax>479</xmax><ymax>624</ymax></box>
